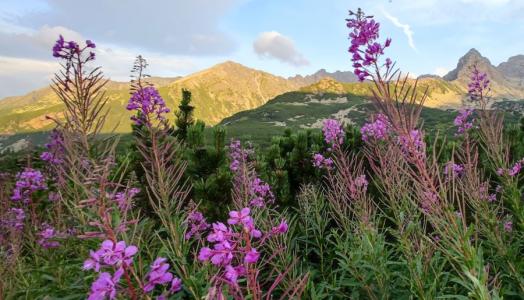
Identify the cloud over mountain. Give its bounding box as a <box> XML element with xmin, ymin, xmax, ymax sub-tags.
<box><xmin>253</xmin><ymin>31</ymin><xmax>309</xmax><ymax>66</ymax></box>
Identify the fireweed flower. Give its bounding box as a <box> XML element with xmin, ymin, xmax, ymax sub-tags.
<box><xmin>228</xmin><ymin>139</ymin><xmax>248</xmax><ymax>172</ymax></box>
<box><xmin>37</xmin><ymin>224</ymin><xmax>61</xmax><ymax>249</ymax></box>
<box><xmin>185</xmin><ymin>210</ymin><xmax>210</xmax><ymax>240</ymax></box>
<box><xmin>361</xmin><ymin>113</ymin><xmax>391</xmax><ymax>142</ymax></box>
<box><xmin>346</xmin><ymin>10</ymin><xmax>392</xmax><ymax>81</ymax></box>
<box><xmin>40</xmin><ymin>129</ymin><xmax>65</xmax><ymax>165</ymax></box>
<box><xmin>198</xmin><ymin>208</ymin><xmax>287</xmax><ymax>286</ymax></box>
<box><xmin>504</xmin><ymin>220</ymin><xmax>513</xmax><ymax>232</ymax></box>
<box><xmin>508</xmin><ymin>161</ymin><xmax>522</xmax><ymax>177</ymax></box>
<box><xmin>83</xmin><ymin>240</ymin><xmax>138</xmax><ymax>271</ymax></box>
<box><xmin>11</xmin><ymin>168</ymin><xmax>47</xmax><ymax>203</ymax></box>
<box><xmin>0</xmin><ymin>208</ymin><xmax>26</xmax><ymax>242</ymax></box>
<box><xmin>312</xmin><ymin>153</ymin><xmax>334</xmax><ymax>170</ymax></box>
<box><xmin>88</xmin><ymin>269</ymin><xmax>123</xmax><ymax>300</ymax></box>
<box><xmin>453</xmin><ymin>109</ymin><xmax>474</xmax><ymax>136</ymax></box>
<box><xmin>143</xmin><ymin>257</ymin><xmax>181</xmax><ymax>293</ymax></box>
<box><xmin>322</xmin><ymin>119</ymin><xmax>345</xmax><ymax>148</ymax></box>
<box><xmin>271</xmin><ymin>220</ymin><xmax>289</xmax><ymax>234</ymax></box>
<box><xmin>468</xmin><ymin>65</ymin><xmax>491</xmax><ymax>102</ymax></box>
<box><xmin>111</xmin><ymin>187</ymin><xmax>140</xmax><ymax>211</ymax></box>
<box><xmin>444</xmin><ymin>162</ymin><xmax>465</xmax><ymax>179</ymax></box>
<box><xmin>126</xmin><ymin>86</ymin><xmax>170</xmax><ymax>127</ymax></box>
<box><xmin>249</xmin><ymin>177</ymin><xmax>275</xmax><ymax>207</ymax></box>
<box><xmin>397</xmin><ymin>130</ymin><xmax>426</xmax><ymax>160</ymax></box>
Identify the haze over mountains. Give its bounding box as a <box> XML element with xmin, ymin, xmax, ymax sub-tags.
<box><xmin>0</xmin><ymin>48</ymin><xmax>523</xmax><ymax>139</ymax></box>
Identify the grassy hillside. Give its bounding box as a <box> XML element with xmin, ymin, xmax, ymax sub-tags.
<box><xmin>219</xmin><ymin>91</ymin><xmax>463</xmax><ymax>144</ymax></box>
<box><xmin>0</xmin><ymin>62</ymin><xmax>302</xmax><ymax>135</ymax></box>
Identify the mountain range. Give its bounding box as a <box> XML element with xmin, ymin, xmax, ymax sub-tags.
<box><xmin>0</xmin><ymin>48</ymin><xmax>524</xmax><ymax>147</ymax></box>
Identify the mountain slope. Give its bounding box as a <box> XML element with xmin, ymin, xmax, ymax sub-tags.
<box><xmin>0</xmin><ymin>62</ymin><xmax>302</xmax><ymax>134</ymax></box>
<box><xmin>443</xmin><ymin>48</ymin><xmax>524</xmax><ymax>102</ymax></box>
<box><xmin>289</xmin><ymin>69</ymin><xmax>358</xmax><ymax>86</ymax></box>
<box><xmin>161</xmin><ymin>61</ymin><xmax>301</xmax><ymax>125</ymax></box>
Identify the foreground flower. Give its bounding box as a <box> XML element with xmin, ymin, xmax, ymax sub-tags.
<box><xmin>11</xmin><ymin>168</ymin><xmax>47</xmax><ymax>203</ymax></box>
<box><xmin>444</xmin><ymin>162</ymin><xmax>465</xmax><ymax>179</ymax></box>
<box><xmin>88</xmin><ymin>270</ymin><xmax>122</xmax><ymax>300</ymax></box>
<box><xmin>312</xmin><ymin>153</ymin><xmax>334</xmax><ymax>169</ymax></box>
<box><xmin>126</xmin><ymin>86</ymin><xmax>170</xmax><ymax>127</ymax></box>
<box><xmin>83</xmin><ymin>240</ymin><xmax>138</xmax><ymax>271</ymax></box>
<box><xmin>468</xmin><ymin>65</ymin><xmax>490</xmax><ymax>102</ymax></box>
<box><xmin>346</xmin><ymin>9</ymin><xmax>392</xmax><ymax>81</ymax></box>
<box><xmin>322</xmin><ymin>119</ymin><xmax>345</xmax><ymax>147</ymax></box>
<box><xmin>185</xmin><ymin>210</ymin><xmax>210</xmax><ymax>240</ymax></box>
<box><xmin>361</xmin><ymin>113</ymin><xmax>391</xmax><ymax>142</ymax></box>
<box><xmin>453</xmin><ymin>108</ymin><xmax>474</xmax><ymax>136</ymax></box>
<box><xmin>37</xmin><ymin>224</ymin><xmax>61</xmax><ymax>249</ymax></box>
<box><xmin>144</xmin><ymin>258</ymin><xmax>174</xmax><ymax>293</ymax></box>
<box><xmin>40</xmin><ymin>129</ymin><xmax>65</xmax><ymax>165</ymax></box>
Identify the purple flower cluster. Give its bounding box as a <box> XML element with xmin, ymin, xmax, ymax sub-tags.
<box><xmin>397</xmin><ymin>130</ymin><xmax>426</xmax><ymax>160</ymax></box>
<box><xmin>11</xmin><ymin>168</ymin><xmax>47</xmax><ymax>203</ymax></box>
<box><xmin>40</xmin><ymin>129</ymin><xmax>65</xmax><ymax>165</ymax></box>
<box><xmin>84</xmin><ymin>240</ymin><xmax>139</xmax><ymax>299</ymax></box>
<box><xmin>312</xmin><ymin>153</ymin><xmax>334</xmax><ymax>170</ymax></box>
<box><xmin>479</xmin><ymin>182</ymin><xmax>497</xmax><ymax>203</ymax></box>
<box><xmin>0</xmin><ymin>208</ymin><xmax>25</xmax><ymax>243</ymax></box>
<box><xmin>83</xmin><ymin>240</ymin><xmax>138</xmax><ymax>272</ymax></box>
<box><xmin>249</xmin><ymin>177</ymin><xmax>275</xmax><ymax>207</ymax></box>
<box><xmin>361</xmin><ymin>114</ymin><xmax>391</xmax><ymax>142</ymax></box>
<box><xmin>88</xmin><ymin>269</ymin><xmax>122</xmax><ymax>300</ymax></box>
<box><xmin>143</xmin><ymin>257</ymin><xmax>182</xmax><ymax>295</ymax></box>
<box><xmin>126</xmin><ymin>86</ymin><xmax>170</xmax><ymax>127</ymax></box>
<box><xmin>444</xmin><ymin>162</ymin><xmax>465</xmax><ymax>179</ymax></box>
<box><xmin>322</xmin><ymin>119</ymin><xmax>345</xmax><ymax>148</ymax></box>
<box><xmin>52</xmin><ymin>35</ymin><xmax>96</xmax><ymax>61</ymax></box>
<box><xmin>185</xmin><ymin>210</ymin><xmax>210</xmax><ymax>240</ymax></box>
<box><xmin>6</xmin><ymin>208</ymin><xmax>25</xmax><ymax>231</ymax></box>
<box><xmin>497</xmin><ymin>159</ymin><xmax>524</xmax><ymax>177</ymax></box>
<box><xmin>111</xmin><ymin>187</ymin><xmax>140</xmax><ymax>211</ymax></box>
<box><xmin>453</xmin><ymin>109</ymin><xmax>474</xmax><ymax>136</ymax></box>
<box><xmin>504</xmin><ymin>220</ymin><xmax>513</xmax><ymax>233</ymax></box>
<box><xmin>37</xmin><ymin>223</ymin><xmax>61</xmax><ymax>249</ymax></box>
<box><xmin>228</xmin><ymin>139</ymin><xmax>253</xmax><ymax>172</ymax></box>
<box><xmin>468</xmin><ymin>66</ymin><xmax>490</xmax><ymax>102</ymax></box>
<box><xmin>346</xmin><ymin>11</ymin><xmax>392</xmax><ymax>81</ymax></box>
<box><xmin>198</xmin><ymin>208</ymin><xmax>287</xmax><ymax>285</ymax></box>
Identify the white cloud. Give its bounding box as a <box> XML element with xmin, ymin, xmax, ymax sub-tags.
<box><xmin>434</xmin><ymin>67</ymin><xmax>449</xmax><ymax>77</ymax></box>
<box><xmin>0</xmin><ymin>23</ymin><xmax>199</xmax><ymax>98</ymax></box>
<box><xmin>253</xmin><ymin>31</ymin><xmax>309</xmax><ymax>66</ymax></box>
<box><xmin>0</xmin><ymin>56</ymin><xmax>57</xmax><ymax>97</ymax></box>
<box><xmin>381</xmin><ymin>9</ymin><xmax>417</xmax><ymax>51</ymax></box>
<box><xmin>14</xmin><ymin>0</ymin><xmax>239</xmax><ymax>56</ymax></box>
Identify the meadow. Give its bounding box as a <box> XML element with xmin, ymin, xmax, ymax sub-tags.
<box><xmin>1</xmin><ymin>8</ymin><xmax>524</xmax><ymax>300</ymax></box>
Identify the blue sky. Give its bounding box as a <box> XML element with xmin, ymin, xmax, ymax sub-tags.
<box><xmin>0</xmin><ymin>0</ymin><xmax>523</xmax><ymax>98</ymax></box>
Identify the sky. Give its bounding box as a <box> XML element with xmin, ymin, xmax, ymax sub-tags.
<box><xmin>0</xmin><ymin>0</ymin><xmax>523</xmax><ymax>98</ymax></box>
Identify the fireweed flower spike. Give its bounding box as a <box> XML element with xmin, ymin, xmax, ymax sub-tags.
<box><xmin>322</xmin><ymin>119</ymin><xmax>345</xmax><ymax>148</ymax></box>
<box><xmin>83</xmin><ymin>240</ymin><xmax>138</xmax><ymax>271</ymax></box>
<box><xmin>454</xmin><ymin>108</ymin><xmax>475</xmax><ymax>136</ymax></box>
<box><xmin>88</xmin><ymin>269</ymin><xmax>123</xmax><ymax>300</ymax></box>
<box><xmin>143</xmin><ymin>257</ymin><xmax>179</xmax><ymax>293</ymax></box>
<box><xmin>198</xmin><ymin>207</ymin><xmax>288</xmax><ymax>287</ymax></box>
<box><xmin>40</xmin><ymin>129</ymin><xmax>65</xmax><ymax>165</ymax></box>
<box><xmin>468</xmin><ymin>65</ymin><xmax>491</xmax><ymax>102</ymax></box>
<box><xmin>346</xmin><ymin>9</ymin><xmax>392</xmax><ymax>81</ymax></box>
<box><xmin>126</xmin><ymin>86</ymin><xmax>170</xmax><ymax>127</ymax></box>
<box><xmin>361</xmin><ymin>113</ymin><xmax>391</xmax><ymax>142</ymax></box>
<box><xmin>11</xmin><ymin>168</ymin><xmax>47</xmax><ymax>203</ymax></box>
